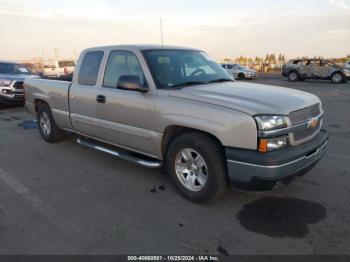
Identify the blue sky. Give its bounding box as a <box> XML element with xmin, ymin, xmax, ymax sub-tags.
<box><xmin>0</xmin><ymin>0</ymin><xmax>349</xmax><ymax>60</ymax></box>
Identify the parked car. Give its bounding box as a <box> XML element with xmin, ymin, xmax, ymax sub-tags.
<box><xmin>344</xmin><ymin>61</ymin><xmax>350</xmax><ymax>69</ymax></box>
<box><xmin>0</xmin><ymin>61</ymin><xmax>36</xmax><ymax>106</ymax></box>
<box><xmin>220</xmin><ymin>63</ymin><xmax>258</xmax><ymax>80</ymax></box>
<box><xmin>42</xmin><ymin>60</ymin><xmax>76</xmax><ymax>78</ymax></box>
<box><xmin>24</xmin><ymin>45</ymin><xmax>328</xmax><ymax>203</ymax></box>
<box><xmin>282</xmin><ymin>59</ymin><xmax>350</xmax><ymax>83</ymax></box>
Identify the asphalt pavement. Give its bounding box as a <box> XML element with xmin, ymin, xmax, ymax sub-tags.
<box><xmin>0</xmin><ymin>73</ymin><xmax>349</xmax><ymax>255</ymax></box>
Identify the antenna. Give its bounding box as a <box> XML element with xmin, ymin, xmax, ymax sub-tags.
<box><xmin>160</xmin><ymin>17</ymin><xmax>164</xmax><ymax>48</ymax></box>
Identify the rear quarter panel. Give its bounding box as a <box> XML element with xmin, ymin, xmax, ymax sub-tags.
<box><xmin>24</xmin><ymin>77</ymin><xmax>72</xmax><ymax>129</ymax></box>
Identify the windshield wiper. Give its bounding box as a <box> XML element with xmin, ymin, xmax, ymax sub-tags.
<box><xmin>207</xmin><ymin>78</ymin><xmax>234</xmax><ymax>83</ymax></box>
<box><xmin>169</xmin><ymin>81</ymin><xmax>207</xmax><ymax>88</ymax></box>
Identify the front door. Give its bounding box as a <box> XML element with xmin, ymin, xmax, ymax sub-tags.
<box><xmin>95</xmin><ymin>50</ymin><xmax>156</xmax><ymax>156</ymax></box>
<box><xmin>313</xmin><ymin>61</ymin><xmax>332</xmax><ymax>79</ymax></box>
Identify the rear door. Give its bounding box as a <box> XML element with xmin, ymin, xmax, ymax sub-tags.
<box><xmin>95</xmin><ymin>50</ymin><xmax>156</xmax><ymax>155</ymax></box>
<box><xmin>69</xmin><ymin>51</ymin><xmax>104</xmax><ymax>137</ymax></box>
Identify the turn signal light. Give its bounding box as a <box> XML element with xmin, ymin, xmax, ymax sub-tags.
<box><xmin>259</xmin><ymin>139</ymin><xmax>268</xmax><ymax>153</ymax></box>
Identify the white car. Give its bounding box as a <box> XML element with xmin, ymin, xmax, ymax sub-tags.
<box><xmin>42</xmin><ymin>60</ymin><xmax>76</xmax><ymax>78</ymax></box>
<box><xmin>220</xmin><ymin>63</ymin><xmax>257</xmax><ymax>80</ymax></box>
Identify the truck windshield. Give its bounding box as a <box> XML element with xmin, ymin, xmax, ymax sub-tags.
<box><xmin>143</xmin><ymin>50</ymin><xmax>233</xmax><ymax>89</ymax></box>
<box><xmin>0</xmin><ymin>63</ymin><xmax>30</xmax><ymax>75</ymax></box>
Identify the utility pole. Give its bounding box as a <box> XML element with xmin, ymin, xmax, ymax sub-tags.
<box><xmin>160</xmin><ymin>18</ymin><xmax>164</xmax><ymax>48</ymax></box>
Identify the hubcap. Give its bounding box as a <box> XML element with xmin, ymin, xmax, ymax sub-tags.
<box><xmin>333</xmin><ymin>74</ymin><xmax>342</xmax><ymax>83</ymax></box>
<box><xmin>175</xmin><ymin>148</ymin><xmax>208</xmax><ymax>192</ymax></box>
<box><xmin>39</xmin><ymin>112</ymin><xmax>51</xmax><ymax>137</ymax></box>
<box><xmin>290</xmin><ymin>73</ymin><xmax>297</xmax><ymax>81</ymax></box>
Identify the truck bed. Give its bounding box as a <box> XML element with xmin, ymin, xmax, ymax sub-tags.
<box><xmin>24</xmin><ymin>77</ymin><xmax>73</xmax><ymax>130</ymax></box>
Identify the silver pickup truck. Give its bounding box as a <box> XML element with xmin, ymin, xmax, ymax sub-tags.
<box><xmin>24</xmin><ymin>45</ymin><xmax>329</xmax><ymax>203</ymax></box>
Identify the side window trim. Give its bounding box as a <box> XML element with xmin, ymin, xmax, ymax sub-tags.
<box><xmin>102</xmin><ymin>50</ymin><xmax>145</xmax><ymax>89</ymax></box>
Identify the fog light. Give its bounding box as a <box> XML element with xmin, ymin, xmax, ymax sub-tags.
<box><xmin>2</xmin><ymin>89</ymin><xmax>12</xmax><ymax>94</ymax></box>
<box><xmin>259</xmin><ymin>137</ymin><xmax>288</xmax><ymax>152</ymax></box>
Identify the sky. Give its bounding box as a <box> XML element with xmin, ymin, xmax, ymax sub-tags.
<box><xmin>0</xmin><ymin>0</ymin><xmax>349</xmax><ymax>60</ymax></box>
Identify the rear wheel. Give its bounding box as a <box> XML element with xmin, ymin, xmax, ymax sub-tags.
<box><xmin>288</xmin><ymin>71</ymin><xmax>299</xmax><ymax>82</ymax></box>
<box><xmin>166</xmin><ymin>132</ymin><xmax>227</xmax><ymax>203</ymax></box>
<box><xmin>37</xmin><ymin>104</ymin><xmax>65</xmax><ymax>143</ymax></box>
<box><xmin>331</xmin><ymin>72</ymin><xmax>344</xmax><ymax>83</ymax></box>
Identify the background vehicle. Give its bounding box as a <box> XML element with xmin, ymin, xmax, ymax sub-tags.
<box><xmin>282</xmin><ymin>59</ymin><xmax>350</xmax><ymax>83</ymax></box>
<box><xmin>42</xmin><ymin>60</ymin><xmax>76</xmax><ymax>78</ymax></box>
<box><xmin>345</xmin><ymin>61</ymin><xmax>350</xmax><ymax>69</ymax></box>
<box><xmin>220</xmin><ymin>63</ymin><xmax>257</xmax><ymax>80</ymax></box>
<box><xmin>0</xmin><ymin>61</ymin><xmax>35</xmax><ymax>106</ymax></box>
<box><xmin>24</xmin><ymin>45</ymin><xmax>328</xmax><ymax>203</ymax></box>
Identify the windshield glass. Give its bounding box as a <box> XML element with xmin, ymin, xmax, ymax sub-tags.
<box><xmin>143</xmin><ymin>50</ymin><xmax>232</xmax><ymax>89</ymax></box>
<box><xmin>0</xmin><ymin>63</ymin><xmax>30</xmax><ymax>75</ymax></box>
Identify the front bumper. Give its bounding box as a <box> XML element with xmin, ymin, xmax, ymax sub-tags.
<box><xmin>0</xmin><ymin>94</ymin><xmax>25</xmax><ymax>104</ymax></box>
<box><xmin>226</xmin><ymin>129</ymin><xmax>329</xmax><ymax>191</ymax></box>
<box><xmin>245</xmin><ymin>73</ymin><xmax>258</xmax><ymax>79</ymax></box>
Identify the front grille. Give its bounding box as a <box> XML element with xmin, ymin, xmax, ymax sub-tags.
<box><xmin>13</xmin><ymin>81</ymin><xmax>24</xmax><ymax>90</ymax></box>
<box><xmin>289</xmin><ymin>103</ymin><xmax>322</xmax><ymax>145</ymax></box>
<box><xmin>293</xmin><ymin>120</ymin><xmax>321</xmax><ymax>141</ymax></box>
<box><xmin>289</xmin><ymin>104</ymin><xmax>320</xmax><ymax>125</ymax></box>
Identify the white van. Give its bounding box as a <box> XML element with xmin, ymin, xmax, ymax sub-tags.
<box><xmin>42</xmin><ymin>60</ymin><xmax>76</xmax><ymax>78</ymax></box>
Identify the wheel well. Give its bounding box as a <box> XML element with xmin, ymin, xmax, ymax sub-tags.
<box><xmin>34</xmin><ymin>99</ymin><xmax>48</xmax><ymax>112</ymax></box>
<box><xmin>238</xmin><ymin>73</ymin><xmax>245</xmax><ymax>77</ymax></box>
<box><xmin>331</xmin><ymin>71</ymin><xmax>344</xmax><ymax>76</ymax></box>
<box><xmin>289</xmin><ymin>70</ymin><xmax>298</xmax><ymax>75</ymax></box>
<box><xmin>161</xmin><ymin>125</ymin><xmax>223</xmax><ymax>158</ymax></box>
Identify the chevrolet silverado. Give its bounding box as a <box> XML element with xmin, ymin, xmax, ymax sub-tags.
<box><xmin>24</xmin><ymin>45</ymin><xmax>329</xmax><ymax>203</ymax></box>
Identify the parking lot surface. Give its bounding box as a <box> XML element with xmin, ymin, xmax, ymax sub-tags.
<box><xmin>0</xmin><ymin>74</ymin><xmax>349</xmax><ymax>255</ymax></box>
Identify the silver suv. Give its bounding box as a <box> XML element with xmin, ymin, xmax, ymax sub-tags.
<box><xmin>282</xmin><ymin>59</ymin><xmax>350</xmax><ymax>83</ymax></box>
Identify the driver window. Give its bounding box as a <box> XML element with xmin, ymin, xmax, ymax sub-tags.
<box><xmin>103</xmin><ymin>50</ymin><xmax>145</xmax><ymax>88</ymax></box>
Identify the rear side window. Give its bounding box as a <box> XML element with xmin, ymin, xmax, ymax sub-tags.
<box><xmin>78</xmin><ymin>51</ymin><xmax>104</xmax><ymax>86</ymax></box>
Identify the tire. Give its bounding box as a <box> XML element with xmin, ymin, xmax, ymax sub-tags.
<box><xmin>237</xmin><ymin>73</ymin><xmax>245</xmax><ymax>80</ymax></box>
<box><xmin>37</xmin><ymin>104</ymin><xmax>65</xmax><ymax>143</ymax></box>
<box><xmin>288</xmin><ymin>71</ymin><xmax>299</xmax><ymax>82</ymax></box>
<box><xmin>331</xmin><ymin>72</ymin><xmax>344</xmax><ymax>84</ymax></box>
<box><xmin>166</xmin><ymin>132</ymin><xmax>227</xmax><ymax>203</ymax></box>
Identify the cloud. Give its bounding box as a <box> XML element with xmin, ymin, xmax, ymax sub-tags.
<box><xmin>326</xmin><ymin>0</ymin><xmax>350</xmax><ymax>9</ymax></box>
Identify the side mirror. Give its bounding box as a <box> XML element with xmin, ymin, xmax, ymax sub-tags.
<box><xmin>117</xmin><ymin>75</ymin><xmax>148</xmax><ymax>92</ymax></box>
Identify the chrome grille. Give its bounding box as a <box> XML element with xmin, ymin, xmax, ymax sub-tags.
<box><xmin>289</xmin><ymin>103</ymin><xmax>322</xmax><ymax>145</ymax></box>
<box><xmin>289</xmin><ymin>104</ymin><xmax>320</xmax><ymax>125</ymax></box>
<box><xmin>293</xmin><ymin>120</ymin><xmax>321</xmax><ymax>141</ymax></box>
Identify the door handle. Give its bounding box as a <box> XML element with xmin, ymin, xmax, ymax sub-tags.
<box><xmin>96</xmin><ymin>95</ymin><xmax>106</xmax><ymax>104</ymax></box>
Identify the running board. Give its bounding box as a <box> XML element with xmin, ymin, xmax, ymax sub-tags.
<box><xmin>76</xmin><ymin>138</ymin><xmax>162</xmax><ymax>169</ymax></box>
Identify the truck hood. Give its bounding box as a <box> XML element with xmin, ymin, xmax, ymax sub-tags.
<box><xmin>0</xmin><ymin>74</ymin><xmax>37</xmax><ymax>81</ymax></box>
<box><xmin>169</xmin><ymin>82</ymin><xmax>320</xmax><ymax>116</ymax></box>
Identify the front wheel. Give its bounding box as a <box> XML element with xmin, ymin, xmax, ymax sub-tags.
<box><xmin>288</xmin><ymin>71</ymin><xmax>299</xmax><ymax>82</ymax></box>
<box><xmin>331</xmin><ymin>72</ymin><xmax>344</xmax><ymax>84</ymax></box>
<box><xmin>37</xmin><ymin>104</ymin><xmax>65</xmax><ymax>143</ymax></box>
<box><xmin>166</xmin><ymin>132</ymin><xmax>227</xmax><ymax>203</ymax></box>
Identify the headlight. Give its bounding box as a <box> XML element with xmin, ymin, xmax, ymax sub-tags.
<box><xmin>259</xmin><ymin>136</ymin><xmax>288</xmax><ymax>152</ymax></box>
<box><xmin>0</xmin><ymin>79</ymin><xmax>12</xmax><ymax>86</ymax></box>
<box><xmin>255</xmin><ymin>115</ymin><xmax>289</xmax><ymax>131</ymax></box>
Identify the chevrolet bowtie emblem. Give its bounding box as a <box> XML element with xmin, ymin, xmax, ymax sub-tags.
<box><xmin>307</xmin><ymin>118</ymin><xmax>319</xmax><ymax>129</ymax></box>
